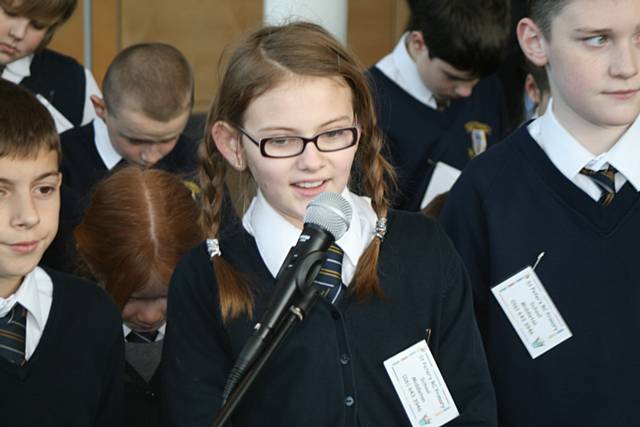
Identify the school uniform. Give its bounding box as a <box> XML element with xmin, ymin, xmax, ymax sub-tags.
<box><xmin>60</xmin><ymin>118</ymin><xmax>199</xmax><ymax>198</ymax></box>
<box><xmin>369</xmin><ymin>34</ymin><xmax>506</xmax><ymax>211</ymax></box>
<box><xmin>2</xmin><ymin>49</ymin><xmax>101</xmax><ymax>133</ymax></box>
<box><xmin>440</xmin><ymin>101</ymin><xmax>640</xmax><ymax>426</ymax></box>
<box><xmin>0</xmin><ymin>267</ymin><xmax>124</xmax><ymax>426</ymax></box>
<box><xmin>40</xmin><ymin>118</ymin><xmax>199</xmax><ymax>272</ymax></box>
<box><xmin>123</xmin><ymin>324</ymin><xmax>164</xmax><ymax>427</ymax></box>
<box><xmin>161</xmin><ymin>190</ymin><xmax>496</xmax><ymax>427</ymax></box>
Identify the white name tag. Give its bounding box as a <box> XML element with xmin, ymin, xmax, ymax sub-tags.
<box><xmin>491</xmin><ymin>266</ymin><xmax>572</xmax><ymax>358</ymax></box>
<box><xmin>420</xmin><ymin>161</ymin><xmax>461</xmax><ymax>209</ymax></box>
<box><xmin>384</xmin><ymin>340</ymin><xmax>459</xmax><ymax>427</ymax></box>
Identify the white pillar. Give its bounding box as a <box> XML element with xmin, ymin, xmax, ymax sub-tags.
<box><xmin>263</xmin><ymin>0</ymin><xmax>348</xmax><ymax>45</ymax></box>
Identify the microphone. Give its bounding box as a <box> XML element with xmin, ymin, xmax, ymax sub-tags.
<box><xmin>222</xmin><ymin>192</ymin><xmax>352</xmax><ymax>401</ymax></box>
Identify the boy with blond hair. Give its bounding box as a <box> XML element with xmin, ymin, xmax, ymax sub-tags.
<box><xmin>0</xmin><ymin>0</ymin><xmax>100</xmax><ymax>132</ymax></box>
<box><xmin>0</xmin><ymin>79</ymin><xmax>123</xmax><ymax>425</ymax></box>
<box><xmin>441</xmin><ymin>0</ymin><xmax>640</xmax><ymax>424</ymax></box>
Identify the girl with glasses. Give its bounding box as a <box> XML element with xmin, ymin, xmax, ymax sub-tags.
<box><xmin>161</xmin><ymin>22</ymin><xmax>496</xmax><ymax>427</ymax></box>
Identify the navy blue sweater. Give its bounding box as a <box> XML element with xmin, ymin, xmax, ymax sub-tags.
<box><xmin>19</xmin><ymin>49</ymin><xmax>86</xmax><ymax>126</ymax></box>
<box><xmin>0</xmin><ymin>269</ymin><xmax>124</xmax><ymax>426</ymax></box>
<box><xmin>440</xmin><ymin>125</ymin><xmax>640</xmax><ymax>426</ymax></box>
<box><xmin>368</xmin><ymin>67</ymin><xmax>506</xmax><ymax>211</ymax></box>
<box><xmin>161</xmin><ymin>209</ymin><xmax>496</xmax><ymax>427</ymax></box>
<box><xmin>60</xmin><ymin>121</ymin><xmax>198</xmax><ymax>199</ymax></box>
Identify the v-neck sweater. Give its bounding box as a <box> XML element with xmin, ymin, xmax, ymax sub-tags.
<box><xmin>440</xmin><ymin>124</ymin><xmax>640</xmax><ymax>426</ymax></box>
<box><xmin>0</xmin><ymin>269</ymin><xmax>124</xmax><ymax>426</ymax></box>
<box><xmin>368</xmin><ymin>67</ymin><xmax>506</xmax><ymax>211</ymax></box>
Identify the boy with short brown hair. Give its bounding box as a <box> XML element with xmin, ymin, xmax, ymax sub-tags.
<box><xmin>0</xmin><ymin>79</ymin><xmax>123</xmax><ymax>426</ymax></box>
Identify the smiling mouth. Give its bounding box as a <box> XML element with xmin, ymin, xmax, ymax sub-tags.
<box><xmin>9</xmin><ymin>241</ymin><xmax>39</xmax><ymax>254</ymax></box>
<box><xmin>294</xmin><ymin>180</ymin><xmax>325</xmax><ymax>189</ymax></box>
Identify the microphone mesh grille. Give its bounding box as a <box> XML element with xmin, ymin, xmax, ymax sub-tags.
<box><xmin>304</xmin><ymin>192</ymin><xmax>353</xmax><ymax>240</ymax></box>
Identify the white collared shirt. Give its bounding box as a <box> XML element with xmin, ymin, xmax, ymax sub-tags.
<box><xmin>123</xmin><ymin>323</ymin><xmax>166</xmax><ymax>343</ymax></box>
<box><xmin>93</xmin><ymin>117</ymin><xmax>122</xmax><ymax>170</ymax></box>
<box><xmin>2</xmin><ymin>54</ymin><xmax>101</xmax><ymax>132</ymax></box>
<box><xmin>375</xmin><ymin>33</ymin><xmax>439</xmax><ymax>110</ymax></box>
<box><xmin>0</xmin><ymin>267</ymin><xmax>53</xmax><ymax>360</ymax></box>
<box><xmin>528</xmin><ymin>98</ymin><xmax>640</xmax><ymax>201</ymax></box>
<box><xmin>242</xmin><ymin>189</ymin><xmax>377</xmax><ymax>286</ymax></box>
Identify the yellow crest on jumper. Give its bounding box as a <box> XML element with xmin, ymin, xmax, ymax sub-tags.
<box><xmin>464</xmin><ymin>121</ymin><xmax>491</xmax><ymax>159</ymax></box>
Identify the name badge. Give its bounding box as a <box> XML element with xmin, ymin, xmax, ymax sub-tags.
<box><xmin>491</xmin><ymin>266</ymin><xmax>572</xmax><ymax>358</ymax></box>
<box><xmin>384</xmin><ymin>340</ymin><xmax>459</xmax><ymax>426</ymax></box>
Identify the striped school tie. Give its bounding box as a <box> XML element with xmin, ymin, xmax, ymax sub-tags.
<box><xmin>580</xmin><ymin>166</ymin><xmax>617</xmax><ymax>207</ymax></box>
<box><xmin>313</xmin><ymin>244</ymin><xmax>345</xmax><ymax>304</ymax></box>
<box><xmin>0</xmin><ymin>304</ymin><xmax>27</xmax><ymax>365</ymax></box>
<box><xmin>126</xmin><ymin>330</ymin><xmax>159</xmax><ymax>343</ymax></box>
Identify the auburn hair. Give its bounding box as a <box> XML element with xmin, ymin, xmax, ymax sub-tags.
<box><xmin>74</xmin><ymin>167</ymin><xmax>203</xmax><ymax>309</ymax></box>
<box><xmin>199</xmin><ymin>22</ymin><xmax>396</xmax><ymax>323</ymax></box>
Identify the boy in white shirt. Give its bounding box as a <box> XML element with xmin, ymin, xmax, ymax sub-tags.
<box><xmin>0</xmin><ymin>79</ymin><xmax>123</xmax><ymax>426</ymax></box>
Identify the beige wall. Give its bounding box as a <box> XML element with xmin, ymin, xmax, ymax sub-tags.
<box><xmin>49</xmin><ymin>0</ymin><xmax>408</xmax><ymax>113</ymax></box>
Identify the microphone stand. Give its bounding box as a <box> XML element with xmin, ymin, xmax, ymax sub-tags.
<box><xmin>210</xmin><ymin>283</ymin><xmax>325</xmax><ymax>427</ymax></box>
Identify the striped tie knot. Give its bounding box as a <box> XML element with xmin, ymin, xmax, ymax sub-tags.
<box><xmin>580</xmin><ymin>165</ymin><xmax>617</xmax><ymax>206</ymax></box>
<box><xmin>313</xmin><ymin>244</ymin><xmax>345</xmax><ymax>304</ymax></box>
<box><xmin>0</xmin><ymin>303</ymin><xmax>27</xmax><ymax>365</ymax></box>
<box><xmin>126</xmin><ymin>330</ymin><xmax>159</xmax><ymax>343</ymax></box>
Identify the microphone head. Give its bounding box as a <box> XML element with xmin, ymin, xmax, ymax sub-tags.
<box><xmin>304</xmin><ymin>192</ymin><xmax>353</xmax><ymax>241</ymax></box>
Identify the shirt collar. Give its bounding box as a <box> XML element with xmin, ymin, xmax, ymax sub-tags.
<box><xmin>375</xmin><ymin>33</ymin><xmax>437</xmax><ymax>109</ymax></box>
<box><xmin>0</xmin><ymin>267</ymin><xmax>50</xmax><ymax>332</ymax></box>
<box><xmin>93</xmin><ymin>117</ymin><xmax>122</xmax><ymax>170</ymax></box>
<box><xmin>2</xmin><ymin>55</ymin><xmax>32</xmax><ymax>84</ymax></box>
<box><xmin>529</xmin><ymin>98</ymin><xmax>640</xmax><ymax>191</ymax></box>
<box><xmin>242</xmin><ymin>189</ymin><xmax>376</xmax><ymax>286</ymax></box>
<box><xmin>604</xmin><ymin>115</ymin><xmax>640</xmax><ymax>191</ymax></box>
<box><xmin>529</xmin><ymin>98</ymin><xmax>603</xmax><ymax>181</ymax></box>
<box><xmin>123</xmin><ymin>323</ymin><xmax>166</xmax><ymax>342</ymax></box>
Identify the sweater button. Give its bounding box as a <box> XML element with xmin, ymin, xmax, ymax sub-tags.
<box><xmin>145</xmin><ymin>391</ymin><xmax>156</xmax><ymax>401</ymax></box>
<box><xmin>344</xmin><ymin>396</ymin><xmax>355</xmax><ymax>407</ymax></box>
<box><xmin>331</xmin><ymin>310</ymin><xmax>340</xmax><ymax>320</ymax></box>
<box><xmin>339</xmin><ymin>353</ymin><xmax>350</xmax><ymax>365</ymax></box>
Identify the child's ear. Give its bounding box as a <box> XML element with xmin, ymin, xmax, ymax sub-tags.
<box><xmin>517</xmin><ymin>18</ymin><xmax>548</xmax><ymax>66</ymax></box>
<box><xmin>211</xmin><ymin>121</ymin><xmax>246</xmax><ymax>171</ymax></box>
<box><xmin>90</xmin><ymin>95</ymin><xmax>108</xmax><ymax>119</ymax></box>
<box><xmin>524</xmin><ymin>73</ymin><xmax>541</xmax><ymax>105</ymax></box>
<box><xmin>407</xmin><ymin>31</ymin><xmax>428</xmax><ymax>55</ymax></box>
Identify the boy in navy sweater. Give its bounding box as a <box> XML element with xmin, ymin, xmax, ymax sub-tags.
<box><xmin>44</xmin><ymin>43</ymin><xmax>198</xmax><ymax>271</ymax></box>
<box><xmin>60</xmin><ymin>42</ymin><xmax>197</xmax><ymax>199</ymax></box>
<box><xmin>369</xmin><ymin>0</ymin><xmax>511</xmax><ymax>211</ymax></box>
<box><xmin>441</xmin><ymin>0</ymin><xmax>640</xmax><ymax>425</ymax></box>
<box><xmin>0</xmin><ymin>80</ymin><xmax>123</xmax><ymax>426</ymax></box>
<box><xmin>0</xmin><ymin>0</ymin><xmax>100</xmax><ymax>132</ymax></box>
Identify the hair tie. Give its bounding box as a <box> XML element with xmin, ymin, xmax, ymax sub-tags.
<box><xmin>206</xmin><ymin>238</ymin><xmax>221</xmax><ymax>258</ymax></box>
<box><xmin>182</xmin><ymin>180</ymin><xmax>201</xmax><ymax>200</ymax></box>
<box><xmin>375</xmin><ymin>217</ymin><xmax>387</xmax><ymax>241</ymax></box>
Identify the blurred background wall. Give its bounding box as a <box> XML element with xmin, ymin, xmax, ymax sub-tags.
<box><xmin>49</xmin><ymin>0</ymin><xmax>409</xmax><ymax>114</ymax></box>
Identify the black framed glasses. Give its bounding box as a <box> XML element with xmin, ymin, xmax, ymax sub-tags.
<box><xmin>237</xmin><ymin>126</ymin><xmax>359</xmax><ymax>158</ymax></box>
